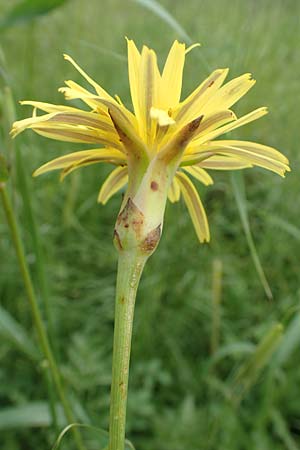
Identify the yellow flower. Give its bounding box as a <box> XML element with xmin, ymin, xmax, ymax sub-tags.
<box><xmin>11</xmin><ymin>40</ymin><xmax>289</xmax><ymax>246</ymax></box>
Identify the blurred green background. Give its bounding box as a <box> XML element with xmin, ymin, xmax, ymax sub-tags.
<box><xmin>0</xmin><ymin>0</ymin><xmax>300</xmax><ymax>449</ymax></box>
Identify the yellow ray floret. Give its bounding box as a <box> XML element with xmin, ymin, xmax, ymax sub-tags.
<box><xmin>11</xmin><ymin>39</ymin><xmax>290</xmax><ymax>243</ymax></box>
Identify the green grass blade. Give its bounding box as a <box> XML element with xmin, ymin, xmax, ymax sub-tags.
<box><xmin>231</xmin><ymin>323</ymin><xmax>283</xmax><ymax>402</ymax></box>
<box><xmin>267</xmin><ymin>214</ymin><xmax>300</xmax><ymax>242</ymax></box>
<box><xmin>231</xmin><ymin>172</ymin><xmax>273</xmax><ymax>300</ymax></box>
<box><xmin>0</xmin><ymin>305</ymin><xmax>39</xmax><ymax>360</ymax></box>
<box><xmin>0</xmin><ymin>0</ymin><xmax>69</xmax><ymax>30</ymax></box>
<box><xmin>3</xmin><ymin>87</ymin><xmax>56</xmax><ymax>349</ymax></box>
<box><xmin>79</xmin><ymin>40</ymin><xmax>127</xmax><ymax>62</ymax></box>
<box><xmin>272</xmin><ymin>313</ymin><xmax>300</xmax><ymax>368</ymax></box>
<box><xmin>208</xmin><ymin>342</ymin><xmax>255</xmax><ymax>367</ymax></box>
<box><xmin>271</xmin><ymin>409</ymin><xmax>299</xmax><ymax>450</ymax></box>
<box><xmin>0</xmin><ymin>153</ymin><xmax>9</xmax><ymax>183</ymax></box>
<box><xmin>0</xmin><ymin>401</ymin><xmax>64</xmax><ymax>430</ymax></box>
<box><xmin>210</xmin><ymin>258</ymin><xmax>222</xmax><ymax>354</ymax></box>
<box><xmin>133</xmin><ymin>0</ymin><xmax>192</xmax><ymax>43</ymax></box>
<box><xmin>132</xmin><ymin>0</ymin><xmax>211</xmax><ymax>71</ymax></box>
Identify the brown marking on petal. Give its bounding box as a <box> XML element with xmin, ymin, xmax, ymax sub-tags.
<box><xmin>34</xmin><ymin>127</ymin><xmax>111</xmax><ymax>144</ymax></box>
<box><xmin>140</xmin><ymin>224</ymin><xmax>161</xmax><ymax>253</ymax></box>
<box><xmin>47</xmin><ymin>113</ymin><xmax>113</xmax><ymax>131</ymax></box>
<box><xmin>208</xmin><ymin>80</ymin><xmax>215</xmax><ymax>87</ymax></box>
<box><xmin>108</xmin><ymin>108</ymin><xmax>143</xmax><ymax>160</ymax></box>
<box><xmin>150</xmin><ymin>181</ymin><xmax>159</xmax><ymax>191</ymax></box>
<box><xmin>108</xmin><ymin>112</ymin><xmax>126</xmax><ymax>141</ymax></box>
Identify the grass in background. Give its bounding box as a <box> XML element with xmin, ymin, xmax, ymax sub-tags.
<box><xmin>0</xmin><ymin>0</ymin><xmax>300</xmax><ymax>449</ymax></box>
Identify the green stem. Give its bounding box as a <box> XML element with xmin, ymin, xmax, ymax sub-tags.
<box><xmin>0</xmin><ymin>183</ymin><xmax>86</xmax><ymax>450</ymax></box>
<box><xmin>108</xmin><ymin>251</ymin><xmax>147</xmax><ymax>450</ymax></box>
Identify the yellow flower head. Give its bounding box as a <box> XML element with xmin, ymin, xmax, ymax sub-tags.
<box><xmin>11</xmin><ymin>40</ymin><xmax>289</xmax><ymax>247</ymax></box>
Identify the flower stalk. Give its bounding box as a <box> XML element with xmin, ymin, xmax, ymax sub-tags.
<box><xmin>108</xmin><ymin>251</ymin><xmax>147</xmax><ymax>450</ymax></box>
<box><xmin>109</xmin><ymin>178</ymin><xmax>163</xmax><ymax>450</ymax></box>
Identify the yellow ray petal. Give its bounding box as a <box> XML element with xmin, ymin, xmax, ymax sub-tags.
<box><xmin>98</xmin><ymin>166</ymin><xmax>128</xmax><ymax>204</ymax></box>
<box><xmin>12</xmin><ymin>115</ymin><xmax>122</xmax><ymax>148</ymax></box>
<box><xmin>189</xmin><ymin>110</ymin><xmax>236</xmax><ymax>143</ymax></box>
<box><xmin>59</xmin><ymin>81</ymin><xmax>109</xmax><ymax>111</ymax></box>
<box><xmin>168</xmin><ymin>176</ymin><xmax>181</xmax><ymax>203</ymax></box>
<box><xmin>161</xmin><ymin>40</ymin><xmax>186</xmax><ymax>108</ymax></box>
<box><xmin>195</xmin><ymin>140</ymin><xmax>290</xmax><ymax>176</ymax></box>
<box><xmin>196</xmin><ymin>155</ymin><xmax>252</xmax><ymax>170</ymax></box>
<box><xmin>175</xmin><ymin>68</ymin><xmax>229</xmax><ymax>126</ymax></box>
<box><xmin>203</xmin><ymin>73</ymin><xmax>256</xmax><ymax>114</ymax></box>
<box><xmin>46</xmin><ymin>111</ymin><xmax>114</xmax><ymax>132</ymax></box>
<box><xmin>20</xmin><ymin>100</ymin><xmax>80</xmax><ymax>113</ymax></box>
<box><xmin>215</xmin><ymin>140</ymin><xmax>289</xmax><ymax>164</ymax></box>
<box><xmin>34</xmin><ymin>126</ymin><xmax>119</xmax><ymax>146</ymax></box>
<box><xmin>176</xmin><ymin>171</ymin><xmax>210</xmax><ymax>243</ymax></box>
<box><xmin>191</xmin><ymin>107</ymin><xmax>269</xmax><ymax>146</ymax></box>
<box><xmin>139</xmin><ymin>45</ymin><xmax>160</xmax><ymax>143</ymax></box>
<box><xmin>183</xmin><ymin>166</ymin><xmax>213</xmax><ymax>186</ymax></box>
<box><xmin>126</xmin><ymin>38</ymin><xmax>142</xmax><ymax>122</ymax></box>
<box><xmin>60</xmin><ymin>78</ymin><xmax>138</xmax><ymax>128</ymax></box>
<box><xmin>30</xmin><ymin>109</ymin><xmax>114</xmax><ymax>131</ymax></box>
<box><xmin>33</xmin><ymin>148</ymin><xmax>125</xmax><ymax>177</ymax></box>
<box><xmin>63</xmin><ymin>54</ymin><xmax>115</xmax><ymax>102</ymax></box>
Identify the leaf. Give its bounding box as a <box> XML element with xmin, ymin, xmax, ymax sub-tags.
<box><xmin>52</xmin><ymin>423</ymin><xmax>136</xmax><ymax>450</ymax></box>
<box><xmin>0</xmin><ymin>401</ymin><xmax>64</xmax><ymax>429</ymax></box>
<box><xmin>231</xmin><ymin>172</ymin><xmax>273</xmax><ymax>300</ymax></box>
<box><xmin>0</xmin><ymin>305</ymin><xmax>39</xmax><ymax>360</ymax></box>
<box><xmin>0</xmin><ymin>0</ymin><xmax>69</xmax><ymax>30</ymax></box>
<box><xmin>209</xmin><ymin>342</ymin><xmax>255</xmax><ymax>367</ymax></box>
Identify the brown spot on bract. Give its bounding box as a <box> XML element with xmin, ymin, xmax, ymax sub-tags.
<box><xmin>120</xmin><ymin>296</ymin><xmax>125</xmax><ymax>304</ymax></box>
<box><xmin>140</xmin><ymin>224</ymin><xmax>161</xmax><ymax>253</ymax></box>
<box><xmin>150</xmin><ymin>181</ymin><xmax>159</xmax><ymax>191</ymax></box>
